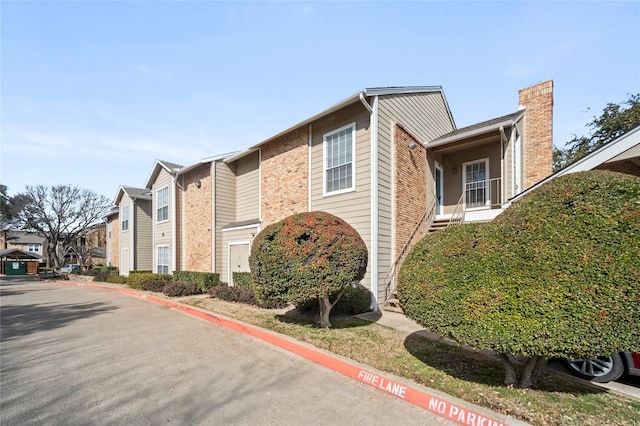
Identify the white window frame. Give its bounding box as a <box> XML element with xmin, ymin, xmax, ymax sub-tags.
<box><xmin>323</xmin><ymin>122</ymin><xmax>356</xmax><ymax>197</ymax></box>
<box><xmin>157</xmin><ymin>245</ymin><xmax>170</xmax><ymax>274</ymax></box>
<box><xmin>27</xmin><ymin>243</ymin><xmax>39</xmax><ymax>253</ymax></box>
<box><xmin>121</xmin><ymin>205</ymin><xmax>129</xmax><ymax>232</ymax></box>
<box><xmin>462</xmin><ymin>158</ymin><xmax>490</xmax><ymax>211</ymax></box>
<box><xmin>156</xmin><ymin>186</ymin><xmax>169</xmax><ymax>223</ymax></box>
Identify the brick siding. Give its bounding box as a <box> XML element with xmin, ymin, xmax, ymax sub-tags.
<box><xmin>394</xmin><ymin>123</ymin><xmax>428</xmax><ymax>259</ymax></box>
<box><xmin>182</xmin><ymin>166</ymin><xmax>213</xmax><ymax>271</ymax></box>
<box><xmin>260</xmin><ymin>127</ymin><xmax>309</xmax><ymax>226</ymax></box>
<box><xmin>519</xmin><ymin>80</ymin><xmax>554</xmax><ymax>189</ymax></box>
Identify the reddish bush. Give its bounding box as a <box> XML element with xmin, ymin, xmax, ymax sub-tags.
<box><xmin>250</xmin><ymin>211</ymin><xmax>368</xmax><ymax>328</ymax></box>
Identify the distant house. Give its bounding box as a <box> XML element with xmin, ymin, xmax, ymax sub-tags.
<box><xmin>109</xmin><ymin>81</ymin><xmax>554</xmax><ymax>307</ymax></box>
<box><xmin>0</xmin><ymin>230</ymin><xmax>47</xmax><ymax>274</ymax></box>
<box><xmin>111</xmin><ymin>186</ymin><xmax>153</xmax><ymax>275</ymax></box>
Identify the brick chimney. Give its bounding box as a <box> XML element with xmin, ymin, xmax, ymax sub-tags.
<box><xmin>519</xmin><ymin>80</ymin><xmax>553</xmax><ymax>189</ymax></box>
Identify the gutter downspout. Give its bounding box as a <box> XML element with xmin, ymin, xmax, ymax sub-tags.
<box><xmin>172</xmin><ymin>173</ymin><xmax>178</xmax><ymax>274</ymax></box>
<box><xmin>367</xmin><ymin>95</ymin><xmax>379</xmax><ymax>310</ymax></box>
<box><xmin>212</xmin><ymin>162</ymin><xmax>216</xmax><ymax>272</ymax></box>
<box><xmin>308</xmin><ymin>123</ymin><xmax>313</xmax><ymax>211</ymax></box>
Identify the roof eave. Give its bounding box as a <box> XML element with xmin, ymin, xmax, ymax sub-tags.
<box><xmin>428</xmin><ymin>115</ymin><xmax>522</xmax><ymax>148</ymax></box>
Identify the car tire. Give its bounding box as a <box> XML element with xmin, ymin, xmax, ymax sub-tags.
<box><xmin>562</xmin><ymin>353</ymin><xmax>625</xmax><ymax>383</ymax></box>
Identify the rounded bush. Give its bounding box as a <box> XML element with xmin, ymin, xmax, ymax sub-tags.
<box><xmin>250</xmin><ymin>211</ymin><xmax>368</xmax><ymax>327</ymax></box>
<box><xmin>399</xmin><ymin>171</ymin><xmax>640</xmax><ymax>360</ymax></box>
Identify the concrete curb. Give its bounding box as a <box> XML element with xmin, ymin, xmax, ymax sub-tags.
<box><xmin>56</xmin><ymin>280</ymin><xmax>529</xmax><ymax>426</ymax></box>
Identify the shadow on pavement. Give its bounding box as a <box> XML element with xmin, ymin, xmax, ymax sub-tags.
<box><xmin>1</xmin><ymin>300</ymin><xmax>118</xmax><ymax>342</ymax></box>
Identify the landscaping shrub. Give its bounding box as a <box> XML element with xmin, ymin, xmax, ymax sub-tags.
<box><xmin>173</xmin><ymin>271</ymin><xmax>220</xmax><ymax>293</ymax></box>
<box><xmin>398</xmin><ymin>170</ymin><xmax>640</xmax><ymax>388</ymax></box>
<box><xmin>90</xmin><ymin>266</ymin><xmax>119</xmax><ymax>282</ymax></box>
<box><xmin>162</xmin><ymin>281</ymin><xmax>200</xmax><ymax>297</ymax></box>
<box><xmin>250</xmin><ymin>211</ymin><xmax>368</xmax><ymax>328</ymax></box>
<box><xmin>127</xmin><ymin>273</ymin><xmax>173</xmax><ymax>291</ymax></box>
<box><xmin>232</xmin><ymin>272</ymin><xmax>253</xmax><ymax>289</ymax></box>
<box><xmin>210</xmin><ymin>283</ymin><xmax>258</xmax><ymax>305</ymax></box>
<box><xmin>106</xmin><ymin>274</ymin><xmax>128</xmax><ymax>284</ymax></box>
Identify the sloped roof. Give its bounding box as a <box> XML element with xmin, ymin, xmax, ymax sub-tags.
<box><xmin>4</xmin><ymin>231</ymin><xmax>46</xmax><ymax>244</ymax></box>
<box><xmin>113</xmin><ymin>185</ymin><xmax>152</xmax><ymax>205</ymax></box>
<box><xmin>0</xmin><ymin>248</ymin><xmax>42</xmax><ymax>260</ymax></box>
<box><xmin>145</xmin><ymin>159</ymin><xmax>185</xmax><ymax>189</ymax></box>
<box><xmin>509</xmin><ymin>125</ymin><xmax>640</xmax><ymax>203</ymax></box>
<box><xmin>428</xmin><ymin>110</ymin><xmax>524</xmax><ymax>148</ymax></box>
<box><xmin>247</xmin><ymin>86</ymin><xmax>455</xmax><ymax>152</ymax></box>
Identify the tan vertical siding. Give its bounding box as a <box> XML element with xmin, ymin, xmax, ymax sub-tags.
<box><xmin>215</xmin><ymin>162</ymin><xmax>236</xmax><ymax>275</ymax></box>
<box><xmin>119</xmin><ymin>193</ymin><xmax>132</xmax><ymax>260</ymax></box>
<box><xmin>135</xmin><ymin>200</ymin><xmax>153</xmax><ymax>271</ymax></box>
<box><xmin>235</xmin><ymin>152</ymin><xmax>260</xmax><ymax>222</ymax></box>
<box><xmin>220</xmin><ymin>226</ymin><xmax>259</xmax><ymax>284</ymax></box>
<box><xmin>153</xmin><ymin>169</ymin><xmax>174</xmax><ymax>271</ymax></box>
<box><xmin>310</xmin><ymin>102</ymin><xmax>372</xmax><ymax>291</ymax></box>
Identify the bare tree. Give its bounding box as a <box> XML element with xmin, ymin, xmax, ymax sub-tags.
<box><xmin>13</xmin><ymin>185</ymin><xmax>111</xmax><ymax>268</ymax></box>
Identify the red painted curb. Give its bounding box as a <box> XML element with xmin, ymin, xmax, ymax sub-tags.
<box><xmin>58</xmin><ymin>280</ymin><xmax>510</xmax><ymax>426</ymax></box>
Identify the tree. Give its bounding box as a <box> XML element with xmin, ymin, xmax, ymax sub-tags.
<box><xmin>250</xmin><ymin>211</ymin><xmax>368</xmax><ymax>328</ymax></box>
<box><xmin>398</xmin><ymin>171</ymin><xmax>640</xmax><ymax>388</ymax></box>
<box><xmin>554</xmin><ymin>93</ymin><xmax>640</xmax><ymax>171</ymax></box>
<box><xmin>0</xmin><ymin>184</ymin><xmax>15</xmax><ymax>229</ymax></box>
<box><xmin>13</xmin><ymin>184</ymin><xmax>111</xmax><ymax>268</ymax></box>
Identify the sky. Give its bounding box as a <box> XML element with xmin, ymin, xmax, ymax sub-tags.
<box><xmin>2</xmin><ymin>1</ymin><xmax>639</xmax><ymax>201</ymax></box>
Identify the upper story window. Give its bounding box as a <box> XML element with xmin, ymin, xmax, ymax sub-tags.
<box><xmin>121</xmin><ymin>205</ymin><xmax>129</xmax><ymax>231</ymax></box>
<box><xmin>27</xmin><ymin>244</ymin><xmax>39</xmax><ymax>253</ymax></box>
<box><xmin>157</xmin><ymin>186</ymin><xmax>169</xmax><ymax>223</ymax></box>
<box><xmin>323</xmin><ymin>122</ymin><xmax>356</xmax><ymax>196</ymax></box>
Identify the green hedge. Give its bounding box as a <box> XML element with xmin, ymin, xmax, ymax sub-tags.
<box><xmin>398</xmin><ymin>171</ymin><xmax>640</xmax><ymax>359</ymax></box>
<box><xmin>173</xmin><ymin>271</ymin><xmax>220</xmax><ymax>293</ymax></box>
<box><xmin>127</xmin><ymin>273</ymin><xmax>173</xmax><ymax>291</ymax></box>
<box><xmin>106</xmin><ymin>274</ymin><xmax>128</xmax><ymax>284</ymax></box>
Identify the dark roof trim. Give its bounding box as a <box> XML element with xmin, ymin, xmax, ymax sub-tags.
<box><xmin>428</xmin><ymin>110</ymin><xmax>524</xmax><ymax>148</ymax></box>
<box><xmin>221</xmin><ymin>219</ymin><xmax>261</xmax><ymax>231</ymax></box>
<box><xmin>0</xmin><ymin>249</ymin><xmax>43</xmax><ymax>260</ymax></box>
<box><xmin>248</xmin><ymin>86</ymin><xmax>450</xmax><ymax>151</ymax></box>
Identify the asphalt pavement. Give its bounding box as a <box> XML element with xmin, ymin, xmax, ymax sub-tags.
<box><xmin>1</xmin><ymin>277</ymin><xmax>461</xmax><ymax>425</ymax></box>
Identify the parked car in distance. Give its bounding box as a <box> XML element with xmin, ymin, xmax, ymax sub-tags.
<box><xmin>59</xmin><ymin>264</ymin><xmax>81</xmax><ymax>274</ymax></box>
<box><xmin>562</xmin><ymin>352</ymin><xmax>640</xmax><ymax>383</ymax></box>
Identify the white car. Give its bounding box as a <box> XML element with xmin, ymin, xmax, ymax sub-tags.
<box><xmin>60</xmin><ymin>264</ymin><xmax>81</xmax><ymax>274</ymax></box>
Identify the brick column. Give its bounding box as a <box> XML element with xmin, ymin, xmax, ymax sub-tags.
<box><xmin>519</xmin><ymin>80</ymin><xmax>553</xmax><ymax>189</ymax></box>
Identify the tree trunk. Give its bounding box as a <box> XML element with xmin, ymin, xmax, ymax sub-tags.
<box><xmin>530</xmin><ymin>356</ymin><xmax>548</xmax><ymax>387</ymax></box>
<box><xmin>518</xmin><ymin>355</ymin><xmax>547</xmax><ymax>389</ymax></box>
<box><xmin>499</xmin><ymin>353</ymin><xmax>518</xmax><ymax>386</ymax></box>
<box><xmin>318</xmin><ymin>295</ymin><xmax>333</xmax><ymax>328</ymax></box>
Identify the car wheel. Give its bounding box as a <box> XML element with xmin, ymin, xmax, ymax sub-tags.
<box><xmin>562</xmin><ymin>353</ymin><xmax>625</xmax><ymax>383</ymax></box>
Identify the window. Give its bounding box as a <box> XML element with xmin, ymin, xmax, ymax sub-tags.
<box><xmin>463</xmin><ymin>159</ymin><xmax>489</xmax><ymax>209</ymax></box>
<box><xmin>324</xmin><ymin>123</ymin><xmax>355</xmax><ymax>195</ymax></box>
<box><xmin>157</xmin><ymin>246</ymin><xmax>169</xmax><ymax>274</ymax></box>
<box><xmin>121</xmin><ymin>205</ymin><xmax>129</xmax><ymax>231</ymax></box>
<box><xmin>157</xmin><ymin>186</ymin><xmax>169</xmax><ymax>222</ymax></box>
<box><xmin>27</xmin><ymin>244</ymin><xmax>39</xmax><ymax>253</ymax></box>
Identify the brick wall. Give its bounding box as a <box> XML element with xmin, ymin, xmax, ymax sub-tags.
<box><xmin>110</xmin><ymin>216</ymin><xmax>119</xmax><ymax>269</ymax></box>
<box><xmin>394</xmin><ymin>123</ymin><xmax>428</xmax><ymax>259</ymax></box>
<box><xmin>260</xmin><ymin>127</ymin><xmax>309</xmax><ymax>226</ymax></box>
<box><xmin>182</xmin><ymin>165</ymin><xmax>213</xmax><ymax>271</ymax></box>
<box><xmin>519</xmin><ymin>80</ymin><xmax>554</xmax><ymax>189</ymax></box>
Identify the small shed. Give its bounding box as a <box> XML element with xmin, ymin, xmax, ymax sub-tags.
<box><xmin>0</xmin><ymin>249</ymin><xmax>43</xmax><ymax>275</ymax></box>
